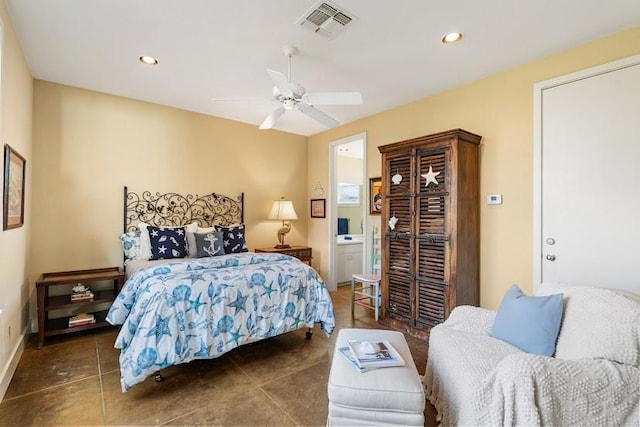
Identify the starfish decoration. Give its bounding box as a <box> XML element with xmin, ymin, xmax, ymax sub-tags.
<box><xmin>290</xmin><ymin>312</ymin><xmax>304</xmax><ymax>329</ymax></box>
<box><xmin>422</xmin><ymin>165</ymin><xmax>441</xmax><ymax>187</ymax></box>
<box><xmin>187</xmin><ymin>293</ymin><xmax>207</xmax><ymax>315</ymax></box>
<box><xmin>186</xmin><ymin>272</ymin><xmax>206</xmax><ymax>283</ymax></box>
<box><xmin>139</xmin><ymin>282</ymin><xmax>154</xmax><ymax>295</ymax></box>
<box><xmin>262</xmin><ymin>282</ymin><xmax>277</xmax><ymax>298</ymax></box>
<box><xmin>292</xmin><ymin>284</ymin><xmax>307</xmax><ymax>302</ymax></box>
<box><xmin>226</xmin><ymin>326</ymin><xmax>245</xmax><ymax>346</ymax></box>
<box><xmin>145</xmin><ymin>314</ymin><xmax>172</xmax><ymax>340</ymax></box>
<box><xmin>193</xmin><ymin>339</ymin><xmax>212</xmax><ymax>358</ymax></box>
<box><xmin>227</xmin><ymin>290</ymin><xmax>248</xmax><ymax>314</ymax></box>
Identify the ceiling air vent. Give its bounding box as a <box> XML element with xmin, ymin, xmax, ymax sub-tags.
<box><xmin>295</xmin><ymin>1</ymin><xmax>358</xmax><ymax>39</ymax></box>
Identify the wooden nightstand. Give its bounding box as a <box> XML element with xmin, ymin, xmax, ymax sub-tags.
<box><xmin>36</xmin><ymin>267</ymin><xmax>125</xmax><ymax>349</ymax></box>
<box><xmin>254</xmin><ymin>245</ymin><xmax>312</xmax><ymax>266</ymax></box>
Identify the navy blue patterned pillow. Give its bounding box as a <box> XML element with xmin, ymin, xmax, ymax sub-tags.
<box><xmin>217</xmin><ymin>223</ymin><xmax>248</xmax><ymax>254</ymax></box>
<box><xmin>147</xmin><ymin>226</ymin><xmax>188</xmax><ymax>260</ymax></box>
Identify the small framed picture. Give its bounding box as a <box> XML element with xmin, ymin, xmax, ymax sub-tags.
<box><xmin>3</xmin><ymin>144</ymin><xmax>26</xmax><ymax>230</ymax></box>
<box><xmin>369</xmin><ymin>177</ymin><xmax>382</xmax><ymax>215</ymax></box>
<box><xmin>310</xmin><ymin>198</ymin><xmax>326</xmax><ymax>218</ymax></box>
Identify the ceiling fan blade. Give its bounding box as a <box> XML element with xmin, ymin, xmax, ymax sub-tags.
<box><xmin>259</xmin><ymin>106</ymin><xmax>285</xmax><ymax>130</ymax></box>
<box><xmin>266</xmin><ymin>69</ymin><xmax>293</xmax><ymax>97</ymax></box>
<box><xmin>297</xmin><ymin>103</ymin><xmax>339</xmax><ymax>128</ymax></box>
<box><xmin>211</xmin><ymin>97</ymin><xmax>267</xmax><ymax>102</ymax></box>
<box><xmin>302</xmin><ymin>91</ymin><xmax>363</xmax><ymax>105</ymax></box>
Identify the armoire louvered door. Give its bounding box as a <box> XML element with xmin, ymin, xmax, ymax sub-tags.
<box><xmin>415</xmin><ymin>148</ymin><xmax>449</xmax><ymax>327</ymax></box>
<box><xmin>378</xmin><ymin>129</ymin><xmax>481</xmax><ymax>338</ymax></box>
<box><xmin>386</xmin><ymin>152</ymin><xmax>413</xmax><ymax>322</ymax></box>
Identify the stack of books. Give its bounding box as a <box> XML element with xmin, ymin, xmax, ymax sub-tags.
<box><xmin>70</xmin><ymin>284</ymin><xmax>94</xmax><ymax>302</ymax></box>
<box><xmin>338</xmin><ymin>339</ymin><xmax>405</xmax><ymax>372</ymax></box>
<box><xmin>68</xmin><ymin>313</ymin><xmax>96</xmax><ymax>327</ymax></box>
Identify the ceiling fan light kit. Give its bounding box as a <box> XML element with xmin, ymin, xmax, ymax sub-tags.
<box><xmin>257</xmin><ymin>44</ymin><xmax>363</xmax><ymax>130</ymax></box>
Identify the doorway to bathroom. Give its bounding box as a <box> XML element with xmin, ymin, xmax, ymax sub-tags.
<box><xmin>328</xmin><ymin>133</ymin><xmax>367</xmax><ymax>289</ymax></box>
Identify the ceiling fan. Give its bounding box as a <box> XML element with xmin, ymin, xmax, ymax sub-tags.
<box><xmin>256</xmin><ymin>45</ymin><xmax>362</xmax><ymax>130</ymax></box>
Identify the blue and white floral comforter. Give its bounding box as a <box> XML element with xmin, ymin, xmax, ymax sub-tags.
<box><xmin>107</xmin><ymin>252</ymin><xmax>335</xmax><ymax>391</ymax></box>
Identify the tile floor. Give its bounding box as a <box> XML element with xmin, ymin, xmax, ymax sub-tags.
<box><xmin>0</xmin><ymin>286</ymin><xmax>437</xmax><ymax>426</ymax></box>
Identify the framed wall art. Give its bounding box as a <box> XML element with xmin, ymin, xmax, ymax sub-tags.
<box><xmin>369</xmin><ymin>177</ymin><xmax>382</xmax><ymax>215</ymax></box>
<box><xmin>310</xmin><ymin>198</ymin><xmax>326</xmax><ymax>218</ymax></box>
<box><xmin>3</xmin><ymin>144</ymin><xmax>26</xmax><ymax>230</ymax></box>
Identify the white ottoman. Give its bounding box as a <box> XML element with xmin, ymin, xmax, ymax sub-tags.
<box><xmin>327</xmin><ymin>328</ymin><xmax>425</xmax><ymax>426</ymax></box>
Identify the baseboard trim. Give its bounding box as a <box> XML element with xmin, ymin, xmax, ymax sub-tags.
<box><xmin>0</xmin><ymin>329</ymin><xmax>27</xmax><ymax>401</ymax></box>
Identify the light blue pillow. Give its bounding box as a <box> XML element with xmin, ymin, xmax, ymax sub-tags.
<box><xmin>119</xmin><ymin>230</ymin><xmax>142</xmax><ymax>263</ymax></box>
<box><xmin>490</xmin><ymin>284</ymin><xmax>563</xmax><ymax>357</ymax></box>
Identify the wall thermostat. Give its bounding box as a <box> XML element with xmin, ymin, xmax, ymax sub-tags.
<box><xmin>487</xmin><ymin>194</ymin><xmax>503</xmax><ymax>205</ymax></box>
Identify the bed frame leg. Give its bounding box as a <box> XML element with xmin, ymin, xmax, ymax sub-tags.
<box><xmin>306</xmin><ymin>328</ymin><xmax>312</xmax><ymax>340</ymax></box>
<box><xmin>154</xmin><ymin>372</ymin><xmax>164</xmax><ymax>382</ymax></box>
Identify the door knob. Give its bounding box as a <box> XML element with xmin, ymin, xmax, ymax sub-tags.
<box><xmin>545</xmin><ymin>254</ymin><xmax>556</xmax><ymax>261</ymax></box>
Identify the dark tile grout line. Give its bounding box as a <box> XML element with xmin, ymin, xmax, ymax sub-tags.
<box><xmin>233</xmin><ymin>355</ymin><xmax>300</xmax><ymax>426</ymax></box>
<box><xmin>0</xmin><ymin>334</ymin><xmax>121</xmax><ymax>420</ymax></box>
<box><xmin>256</xmin><ymin>360</ymin><xmax>333</xmax><ymax>427</ymax></box>
<box><xmin>156</xmin><ymin>354</ymin><xmax>234</xmax><ymax>426</ymax></box>
<box><xmin>0</xmin><ymin>370</ymin><xmax>101</xmax><ymax>403</ymax></box>
<box><xmin>156</xmin><ymin>346</ymin><xmax>326</xmax><ymax>427</ymax></box>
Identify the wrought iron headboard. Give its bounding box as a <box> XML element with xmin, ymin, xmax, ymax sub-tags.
<box><xmin>123</xmin><ymin>186</ymin><xmax>244</xmax><ymax>232</ymax></box>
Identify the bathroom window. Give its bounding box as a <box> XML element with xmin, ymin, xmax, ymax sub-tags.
<box><xmin>337</xmin><ymin>183</ymin><xmax>360</xmax><ymax>205</ymax></box>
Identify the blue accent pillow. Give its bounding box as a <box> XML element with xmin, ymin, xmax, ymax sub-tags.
<box><xmin>147</xmin><ymin>225</ymin><xmax>188</xmax><ymax>260</ymax></box>
<box><xmin>490</xmin><ymin>284</ymin><xmax>563</xmax><ymax>356</ymax></box>
<box><xmin>217</xmin><ymin>223</ymin><xmax>248</xmax><ymax>254</ymax></box>
<box><xmin>119</xmin><ymin>230</ymin><xmax>142</xmax><ymax>263</ymax></box>
<box><xmin>194</xmin><ymin>231</ymin><xmax>225</xmax><ymax>258</ymax></box>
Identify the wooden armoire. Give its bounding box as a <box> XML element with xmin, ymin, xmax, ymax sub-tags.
<box><xmin>378</xmin><ymin>129</ymin><xmax>481</xmax><ymax>338</ymax></box>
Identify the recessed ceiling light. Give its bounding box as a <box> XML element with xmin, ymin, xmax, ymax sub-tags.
<box><xmin>442</xmin><ymin>32</ymin><xmax>463</xmax><ymax>44</ymax></box>
<box><xmin>139</xmin><ymin>55</ymin><xmax>158</xmax><ymax>65</ymax></box>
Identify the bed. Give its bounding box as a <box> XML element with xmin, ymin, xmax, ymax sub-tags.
<box><xmin>107</xmin><ymin>187</ymin><xmax>335</xmax><ymax>392</ymax></box>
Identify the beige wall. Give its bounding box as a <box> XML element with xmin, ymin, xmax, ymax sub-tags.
<box><xmin>30</xmin><ymin>81</ymin><xmax>309</xmax><ymax>283</ymax></box>
<box><xmin>0</xmin><ymin>0</ymin><xmax>33</xmax><ymax>397</ymax></box>
<box><xmin>308</xmin><ymin>26</ymin><xmax>640</xmax><ymax>309</ymax></box>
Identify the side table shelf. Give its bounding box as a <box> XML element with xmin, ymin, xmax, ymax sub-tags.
<box><xmin>36</xmin><ymin>267</ymin><xmax>125</xmax><ymax>349</ymax></box>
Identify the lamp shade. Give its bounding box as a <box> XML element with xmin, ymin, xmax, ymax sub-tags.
<box><xmin>268</xmin><ymin>200</ymin><xmax>298</xmax><ymax>221</ymax></box>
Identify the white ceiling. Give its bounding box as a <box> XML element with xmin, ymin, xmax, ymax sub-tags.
<box><xmin>6</xmin><ymin>0</ymin><xmax>640</xmax><ymax>136</ymax></box>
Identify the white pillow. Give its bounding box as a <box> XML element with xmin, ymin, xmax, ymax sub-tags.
<box><xmin>546</xmin><ymin>285</ymin><xmax>640</xmax><ymax>366</ymax></box>
<box><xmin>186</xmin><ymin>225</ymin><xmax>217</xmax><ymax>257</ymax></box>
<box><xmin>138</xmin><ymin>222</ymin><xmax>198</xmax><ymax>260</ymax></box>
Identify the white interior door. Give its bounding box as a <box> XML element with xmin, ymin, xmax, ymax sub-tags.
<box><xmin>534</xmin><ymin>56</ymin><xmax>640</xmax><ymax>294</ymax></box>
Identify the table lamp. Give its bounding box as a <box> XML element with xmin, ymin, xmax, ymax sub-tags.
<box><xmin>268</xmin><ymin>198</ymin><xmax>298</xmax><ymax>249</ymax></box>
